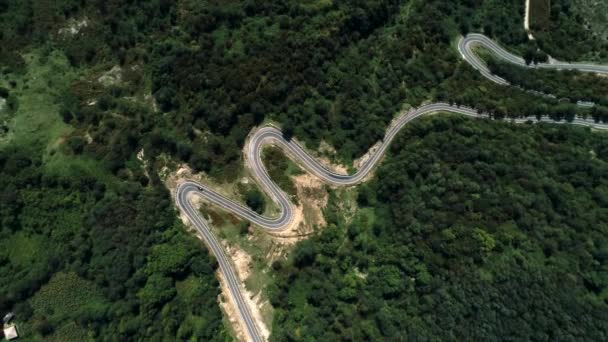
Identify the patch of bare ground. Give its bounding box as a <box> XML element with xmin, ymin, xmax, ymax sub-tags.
<box><xmin>164</xmin><ymin>164</ymin><xmax>200</xmax><ymax>225</ymax></box>
<box><xmin>263</xmin><ymin>173</ymin><xmax>329</xmax><ymax>245</ymax></box>
<box><xmin>164</xmin><ymin>163</ymin><xmax>245</xmax><ymax>204</ymax></box>
<box><xmin>352</xmin><ymin>140</ymin><xmax>383</xmax><ymax>183</ymax></box>
<box><xmin>97</xmin><ymin>65</ymin><xmax>123</xmax><ymax>86</ymax></box>
<box><xmin>354</xmin><ymin>140</ymin><xmax>381</xmax><ymax>170</ymax></box>
<box><xmin>263</xmin><ymin>137</ymin><xmax>348</xmax><ymax>176</ymax></box>
<box><xmin>315</xmin><ymin>141</ymin><xmax>349</xmax><ymax>173</ymax></box>
<box><xmin>315</xmin><ymin>155</ymin><xmax>348</xmax><ymax>174</ymax></box>
<box><xmin>57</xmin><ymin>17</ymin><xmax>88</xmax><ymax>36</ymax></box>
<box><xmin>136</xmin><ymin>148</ymin><xmax>151</xmax><ymax>181</ymax></box>
<box><xmin>224</xmin><ymin>243</ymin><xmax>253</xmax><ymax>281</ymax></box>
<box><xmin>144</xmin><ymin>93</ymin><xmax>159</xmax><ymax>113</ymax></box>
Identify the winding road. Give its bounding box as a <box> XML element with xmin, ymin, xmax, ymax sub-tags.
<box><xmin>176</xmin><ymin>33</ymin><xmax>608</xmax><ymax>342</ymax></box>
<box><xmin>458</xmin><ymin>33</ymin><xmax>608</xmax><ymax>85</ymax></box>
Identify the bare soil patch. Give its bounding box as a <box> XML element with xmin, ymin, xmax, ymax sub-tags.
<box><xmin>262</xmin><ymin>172</ymin><xmax>329</xmax><ymax>245</ymax></box>
<box><xmin>317</xmin><ymin>156</ymin><xmax>348</xmax><ymax>174</ymax></box>
<box><xmin>353</xmin><ymin>140</ymin><xmax>383</xmax><ymax>183</ymax></box>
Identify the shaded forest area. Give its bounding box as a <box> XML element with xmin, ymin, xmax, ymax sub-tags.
<box><xmin>270</xmin><ymin>116</ymin><xmax>608</xmax><ymax>340</ymax></box>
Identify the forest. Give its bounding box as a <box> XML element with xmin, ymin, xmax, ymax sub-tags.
<box><xmin>530</xmin><ymin>0</ymin><xmax>608</xmax><ymax>62</ymax></box>
<box><xmin>270</xmin><ymin>116</ymin><xmax>608</xmax><ymax>340</ymax></box>
<box><xmin>0</xmin><ymin>146</ymin><xmax>227</xmax><ymax>340</ymax></box>
<box><xmin>1</xmin><ymin>0</ymin><xmax>607</xmax><ymax>340</ymax></box>
<box><xmin>486</xmin><ymin>58</ymin><xmax>608</xmax><ymax>117</ymax></box>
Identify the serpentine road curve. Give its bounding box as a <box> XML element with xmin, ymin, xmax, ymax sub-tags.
<box><xmin>458</xmin><ymin>33</ymin><xmax>608</xmax><ymax>85</ymax></box>
<box><xmin>176</xmin><ymin>34</ymin><xmax>608</xmax><ymax>342</ymax></box>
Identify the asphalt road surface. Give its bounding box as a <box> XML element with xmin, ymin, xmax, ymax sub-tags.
<box><xmin>458</xmin><ymin>33</ymin><xmax>608</xmax><ymax>85</ymax></box>
<box><xmin>177</xmin><ymin>34</ymin><xmax>608</xmax><ymax>342</ymax></box>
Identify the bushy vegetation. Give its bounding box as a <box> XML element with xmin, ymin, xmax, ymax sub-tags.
<box><xmin>0</xmin><ymin>145</ymin><xmax>226</xmax><ymax>340</ymax></box>
<box><xmin>530</xmin><ymin>0</ymin><xmax>608</xmax><ymax>62</ymax></box>
<box><xmin>263</xmin><ymin>147</ymin><xmax>301</xmax><ymax>198</ymax></box>
<box><xmin>270</xmin><ymin>116</ymin><xmax>608</xmax><ymax>340</ymax></box>
<box><xmin>486</xmin><ymin>58</ymin><xmax>608</xmax><ymax>119</ymax></box>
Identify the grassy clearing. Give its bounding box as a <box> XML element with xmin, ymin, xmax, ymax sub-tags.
<box><xmin>30</xmin><ymin>272</ymin><xmax>107</xmax><ymax>320</ymax></box>
<box><xmin>284</xmin><ymin>154</ymin><xmax>304</xmax><ymax>176</ymax></box>
<box><xmin>357</xmin><ymin>207</ymin><xmax>376</xmax><ymax>227</ymax></box>
<box><xmin>0</xmin><ymin>47</ymin><xmax>115</xmax><ymax>184</ymax></box>
<box><xmin>1</xmin><ymin>232</ymin><xmax>47</xmax><ymax>267</ymax></box>
<box><xmin>0</xmin><ymin>49</ymin><xmax>75</xmax><ymax>150</ymax></box>
<box><xmin>44</xmin><ymin>152</ymin><xmax>114</xmax><ymax>183</ymax></box>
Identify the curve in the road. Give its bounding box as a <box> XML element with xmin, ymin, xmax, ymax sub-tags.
<box><xmin>177</xmin><ymin>34</ymin><xmax>608</xmax><ymax>342</ymax></box>
<box><xmin>458</xmin><ymin>33</ymin><xmax>608</xmax><ymax>85</ymax></box>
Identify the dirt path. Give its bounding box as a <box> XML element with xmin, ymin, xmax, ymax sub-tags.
<box><xmin>524</xmin><ymin>0</ymin><xmax>535</xmax><ymax>40</ymax></box>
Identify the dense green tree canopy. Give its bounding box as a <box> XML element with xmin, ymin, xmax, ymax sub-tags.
<box><xmin>0</xmin><ymin>147</ymin><xmax>227</xmax><ymax>340</ymax></box>
<box><xmin>271</xmin><ymin>116</ymin><xmax>608</xmax><ymax>340</ymax></box>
